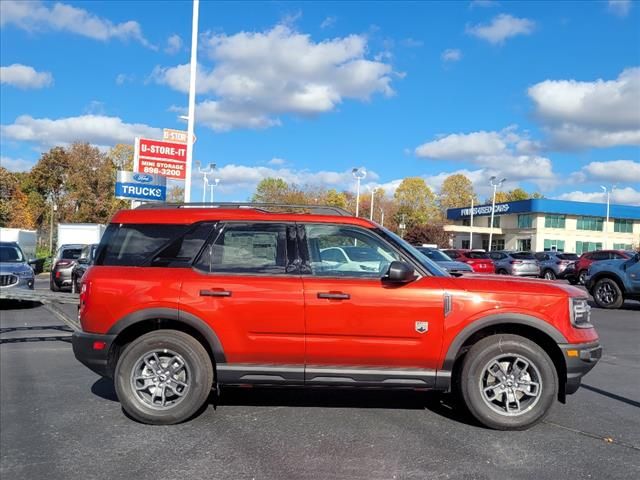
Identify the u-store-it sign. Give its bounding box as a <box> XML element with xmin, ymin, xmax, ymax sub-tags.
<box><xmin>135</xmin><ymin>137</ymin><xmax>187</xmax><ymax>180</ymax></box>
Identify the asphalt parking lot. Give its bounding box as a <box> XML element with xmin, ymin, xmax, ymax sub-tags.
<box><xmin>1</xmin><ymin>277</ymin><xmax>639</xmax><ymax>480</ymax></box>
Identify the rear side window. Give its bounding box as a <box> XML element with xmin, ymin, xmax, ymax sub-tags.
<box><xmin>511</xmin><ymin>252</ymin><xmax>535</xmax><ymax>260</ymax></box>
<box><xmin>97</xmin><ymin>224</ymin><xmax>188</xmax><ymax>266</ymax></box>
<box><xmin>194</xmin><ymin>223</ymin><xmax>291</xmax><ymax>275</ymax></box>
<box><xmin>467</xmin><ymin>252</ymin><xmax>489</xmax><ymax>259</ymax></box>
<box><xmin>444</xmin><ymin>250</ymin><xmax>459</xmax><ymax>259</ymax></box>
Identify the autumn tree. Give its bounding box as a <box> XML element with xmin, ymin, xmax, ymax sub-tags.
<box><xmin>393</xmin><ymin>177</ymin><xmax>440</xmax><ymax>228</ymax></box>
<box><xmin>325</xmin><ymin>189</ymin><xmax>348</xmax><ymax>209</ymax></box>
<box><xmin>0</xmin><ymin>167</ymin><xmax>36</xmax><ymax>229</ymax></box>
<box><xmin>486</xmin><ymin>188</ymin><xmax>543</xmax><ymax>204</ymax></box>
<box><xmin>404</xmin><ymin>223</ymin><xmax>453</xmax><ymax>248</ymax></box>
<box><xmin>439</xmin><ymin>174</ymin><xmax>478</xmax><ymax>212</ymax></box>
<box><xmin>252</xmin><ymin>178</ymin><xmax>291</xmax><ymax>203</ymax></box>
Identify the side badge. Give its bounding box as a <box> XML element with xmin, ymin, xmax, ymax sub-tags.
<box><xmin>415</xmin><ymin>321</ymin><xmax>429</xmax><ymax>334</ymax></box>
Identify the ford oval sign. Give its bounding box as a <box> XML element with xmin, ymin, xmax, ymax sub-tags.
<box><xmin>133</xmin><ymin>173</ymin><xmax>153</xmax><ymax>183</ymax></box>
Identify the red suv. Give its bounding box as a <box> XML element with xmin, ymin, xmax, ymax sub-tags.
<box><xmin>443</xmin><ymin>249</ymin><xmax>495</xmax><ymax>274</ymax></box>
<box><xmin>574</xmin><ymin>250</ymin><xmax>635</xmax><ymax>285</ymax></box>
<box><xmin>72</xmin><ymin>204</ymin><xmax>600</xmax><ymax>430</ymax></box>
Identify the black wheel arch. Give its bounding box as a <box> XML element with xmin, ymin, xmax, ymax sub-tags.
<box><xmin>442</xmin><ymin>314</ymin><xmax>569</xmax><ymax>402</ymax></box>
<box><xmin>106</xmin><ymin>308</ymin><xmax>226</xmax><ymax>377</ymax></box>
<box><xmin>590</xmin><ymin>272</ymin><xmax>626</xmax><ymax>294</ymax></box>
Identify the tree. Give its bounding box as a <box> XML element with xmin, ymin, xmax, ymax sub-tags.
<box><xmin>439</xmin><ymin>174</ymin><xmax>478</xmax><ymax>211</ymax></box>
<box><xmin>167</xmin><ymin>185</ymin><xmax>185</xmax><ymax>203</ymax></box>
<box><xmin>108</xmin><ymin>143</ymin><xmax>134</xmax><ymax>170</ymax></box>
<box><xmin>393</xmin><ymin>177</ymin><xmax>440</xmax><ymax>228</ymax></box>
<box><xmin>506</xmin><ymin>187</ymin><xmax>529</xmax><ymax>201</ymax></box>
<box><xmin>30</xmin><ymin>147</ymin><xmax>70</xmax><ymax>206</ymax></box>
<box><xmin>325</xmin><ymin>189</ymin><xmax>348</xmax><ymax>209</ymax></box>
<box><xmin>0</xmin><ymin>167</ymin><xmax>36</xmax><ymax>228</ymax></box>
<box><xmin>252</xmin><ymin>178</ymin><xmax>291</xmax><ymax>203</ymax></box>
<box><xmin>404</xmin><ymin>223</ymin><xmax>453</xmax><ymax>248</ymax></box>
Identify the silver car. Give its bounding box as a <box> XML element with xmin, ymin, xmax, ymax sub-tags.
<box><xmin>0</xmin><ymin>242</ymin><xmax>35</xmax><ymax>290</ymax></box>
<box><xmin>488</xmin><ymin>251</ymin><xmax>540</xmax><ymax>277</ymax></box>
<box><xmin>534</xmin><ymin>251</ymin><xmax>579</xmax><ymax>281</ymax></box>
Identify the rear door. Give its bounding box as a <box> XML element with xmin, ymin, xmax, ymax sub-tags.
<box><xmin>300</xmin><ymin>223</ymin><xmax>445</xmax><ymax>387</ymax></box>
<box><xmin>179</xmin><ymin>222</ymin><xmax>305</xmax><ymax>385</ymax></box>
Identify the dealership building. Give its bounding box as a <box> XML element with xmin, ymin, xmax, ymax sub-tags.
<box><xmin>445</xmin><ymin>198</ymin><xmax>640</xmax><ymax>253</ymax></box>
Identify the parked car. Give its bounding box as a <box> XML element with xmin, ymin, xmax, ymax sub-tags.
<box><xmin>319</xmin><ymin>246</ymin><xmax>393</xmax><ymax>274</ymax></box>
<box><xmin>72</xmin><ymin>203</ymin><xmax>600</xmax><ymax>430</ymax></box>
<box><xmin>71</xmin><ymin>244</ymin><xmax>98</xmax><ymax>294</ymax></box>
<box><xmin>534</xmin><ymin>252</ymin><xmax>580</xmax><ymax>281</ymax></box>
<box><xmin>574</xmin><ymin>250</ymin><xmax>636</xmax><ymax>285</ymax></box>
<box><xmin>586</xmin><ymin>252</ymin><xmax>640</xmax><ymax>309</ymax></box>
<box><xmin>416</xmin><ymin>247</ymin><xmax>473</xmax><ymax>275</ymax></box>
<box><xmin>50</xmin><ymin>244</ymin><xmax>84</xmax><ymax>292</ymax></box>
<box><xmin>488</xmin><ymin>251</ymin><xmax>541</xmax><ymax>277</ymax></box>
<box><xmin>442</xmin><ymin>249</ymin><xmax>495</xmax><ymax>274</ymax></box>
<box><xmin>0</xmin><ymin>241</ymin><xmax>35</xmax><ymax>291</ymax></box>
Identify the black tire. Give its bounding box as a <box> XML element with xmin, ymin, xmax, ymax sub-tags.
<box><xmin>543</xmin><ymin>269</ymin><xmax>556</xmax><ymax>280</ymax></box>
<box><xmin>49</xmin><ymin>275</ymin><xmax>60</xmax><ymax>292</ymax></box>
<box><xmin>567</xmin><ymin>277</ymin><xmax>579</xmax><ymax>285</ymax></box>
<box><xmin>497</xmin><ymin>269</ymin><xmax>509</xmax><ymax>275</ymax></box>
<box><xmin>591</xmin><ymin>278</ymin><xmax>624</xmax><ymax>309</ymax></box>
<box><xmin>114</xmin><ymin>330</ymin><xmax>214</xmax><ymax>425</ymax></box>
<box><xmin>578</xmin><ymin>270</ymin><xmax>588</xmax><ymax>285</ymax></box>
<box><xmin>459</xmin><ymin>334</ymin><xmax>557</xmax><ymax>430</ymax></box>
<box><xmin>71</xmin><ymin>275</ymin><xmax>77</xmax><ymax>294</ymax></box>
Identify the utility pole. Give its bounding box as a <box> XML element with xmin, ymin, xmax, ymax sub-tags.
<box><xmin>184</xmin><ymin>0</ymin><xmax>200</xmax><ymax>202</ymax></box>
<box><xmin>488</xmin><ymin>176</ymin><xmax>506</xmax><ymax>251</ymax></box>
<box><xmin>469</xmin><ymin>196</ymin><xmax>474</xmax><ymax>249</ymax></box>
<box><xmin>352</xmin><ymin>167</ymin><xmax>366</xmax><ymax>217</ymax></box>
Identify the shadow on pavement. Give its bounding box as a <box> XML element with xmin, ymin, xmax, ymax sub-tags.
<box><xmin>90</xmin><ymin>377</ymin><xmax>479</xmax><ymax>427</ymax></box>
<box><xmin>0</xmin><ymin>299</ymin><xmax>41</xmax><ymax>310</ymax></box>
<box><xmin>581</xmin><ymin>384</ymin><xmax>640</xmax><ymax>408</ymax></box>
<box><xmin>0</xmin><ymin>324</ymin><xmax>73</xmax><ymax>344</ymax></box>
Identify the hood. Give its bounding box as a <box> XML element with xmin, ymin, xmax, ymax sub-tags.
<box><xmin>0</xmin><ymin>262</ymin><xmax>34</xmax><ymax>276</ymax></box>
<box><xmin>436</xmin><ymin>260</ymin><xmax>473</xmax><ymax>272</ymax></box>
<box><xmin>451</xmin><ymin>273</ymin><xmax>585</xmax><ymax>297</ymax></box>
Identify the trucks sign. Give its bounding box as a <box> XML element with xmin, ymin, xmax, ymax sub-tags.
<box><xmin>115</xmin><ymin>171</ymin><xmax>167</xmax><ymax>202</ymax></box>
<box><xmin>136</xmin><ymin>137</ymin><xmax>187</xmax><ymax>180</ymax></box>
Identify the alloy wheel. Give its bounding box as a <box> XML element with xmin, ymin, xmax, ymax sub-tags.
<box><xmin>130</xmin><ymin>350</ymin><xmax>191</xmax><ymax>410</ymax></box>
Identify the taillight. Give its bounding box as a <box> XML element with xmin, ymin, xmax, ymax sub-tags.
<box><xmin>55</xmin><ymin>260</ymin><xmax>71</xmax><ymax>268</ymax></box>
<box><xmin>510</xmin><ymin>260</ymin><xmax>523</xmax><ymax>264</ymax></box>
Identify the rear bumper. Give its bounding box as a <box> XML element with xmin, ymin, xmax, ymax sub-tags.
<box><xmin>72</xmin><ymin>331</ymin><xmax>117</xmax><ymax>378</ymax></box>
<box><xmin>559</xmin><ymin>341</ymin><xmax>602</xmax><ymax>394</ymax></box>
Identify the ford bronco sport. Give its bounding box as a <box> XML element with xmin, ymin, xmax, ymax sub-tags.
<box><xmin>72</xmin><ymin>203</ymin><xmax>601</xmax><ymax>430</ymax></box>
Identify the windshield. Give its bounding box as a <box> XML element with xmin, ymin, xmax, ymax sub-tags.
<box><xmin>376</xmin><ymin>227</ymin><xmax>449</xmax><ymax>277</ymax></box>
<box><xmin>61</xmin><ymin>248</ymin><xmax>82</xmax><ymax>260</ymax></box>
<box><xmin>418</xmin><ymin>248</ymin><xmax>452</xmax><ymax>262</ymax></box>
<box><xmin>0</xmin><ymin>245</ymin><xmax>25</xmax><ymax>263</ymax></box>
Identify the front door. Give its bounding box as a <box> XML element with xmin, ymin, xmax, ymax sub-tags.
<box><xmin>300</xmin><ymin>223</ymin><xmax>445</xmax><ymax>387</ymax></box>
<box><xmin>179</xmin><ymin>222</ymin><xmax>305</xmax><ymax>385</ymax></box>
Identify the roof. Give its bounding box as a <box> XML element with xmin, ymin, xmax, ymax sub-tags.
<box><xmin>111</xmin><ymin>206</ymin><xmax>376</xmax><ymax>228</ymax></box>
<box><xmin>447</xmin><ymin>198</ymin><xmax>640</xmax><ymax>221</ymax></box>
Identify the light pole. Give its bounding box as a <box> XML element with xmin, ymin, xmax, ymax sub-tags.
<box><xmin>352</xmin><ymin>167</ymin><xmax>367</xmax><ymax>217</ymax></box>
<box><xmin>209</xmin><ymin>178</ymin><xmax>220</xmax><ymax>203</ymax></box>
<box><xmin>488</xmin><ymin>176</ymin><xmax>506</xmax><ymax>251</ymax></box>
<box><xmin>195</xmin><ymin>162</ymin><xmax>215</xmax><ymax>202</ymax></box>
<box><xmin>380</xmin><ymin>208</ymin><xmax>385</xmax><ymax>227</ymax></box>
<box><xmin>183</xmin><ymin>0</ymin><xmax>200</xmax><ymax>202</ymax></box>
<box><xmin>601</xmin><ymin>185</ymin><xmax>612</xmax><ymax>249</ymax></box>
<box><xmin>469</xmin><ymin>196</ymin><xmax>474</xmax><ymax>249</ymax></box>
<box><xmin>368</xmin><ymin>185</ymin><xmax>378</xmax><ymax>221</ymax></box>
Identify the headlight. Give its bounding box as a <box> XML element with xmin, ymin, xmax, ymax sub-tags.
<box><xmin>14</xmin><ymin>269</ymin><xmax>34</xmax><ymax>277</ymax></box>
<box><xmin>569</xmin><ymin>297</ymin><xmax>592</xmax><ymax>329</ymax></box>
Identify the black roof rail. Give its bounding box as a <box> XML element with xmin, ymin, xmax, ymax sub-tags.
<box><xmin>135</xmin><ymin>202</ymin><xmax>352</xmax><ymax>217</ymax></box>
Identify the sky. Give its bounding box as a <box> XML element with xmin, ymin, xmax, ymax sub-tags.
<box><xmin>1</xmin><ymin>0</ymin><xmax>639</xmax><ymax>205</ymax></box>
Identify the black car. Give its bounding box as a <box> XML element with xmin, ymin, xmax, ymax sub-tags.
<box><xmin>50</xmin><ymin>244</ymin><xmax>84</xmax><ymax>292</ymax></box>
<box><xmin>71</xmin><ymin>244</ymin><xmax>98</xmax><ymax>293</ymax></box>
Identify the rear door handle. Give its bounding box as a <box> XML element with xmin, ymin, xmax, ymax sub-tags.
<box><xmin>200</xmin><ymin>289</ymin><xmax>232</xmax><ymax>297</ymax></box>
<box><xmin>317</xmin><ymin>292</ymin><xmax>350</xmax><ymax>300</ymax></box>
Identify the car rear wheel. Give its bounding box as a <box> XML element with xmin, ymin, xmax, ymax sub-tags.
<box><xmin>578</xmin><ymin>270</ymin><xmax>588</xmax><ymax>285</ymax></box>
<box><xmin>114</xmin><ymin>330</ymin><xmax>214</xmax><ymax>425</ymax></box>
<box><xmin>592</xmin><ymin>278</ymin><xmax>624</xmax><ymax>309</ymax></box>
<box><xmin>49</xmin><ymin>276</ymin><xmax>60</xmax><ymax>292</ymax></box>
<box><xmin>459</xmin><ymin>334</ymin><xmax>557</xmax><ymax>430</ymax></box>
<box><xmin>543</xmin><ymin>270</ymin><xmax>556</xmax><ymax>280</ymax></box>
<box><xmin>497</xmin><ymin>269</ymin><xmax>509</xmax><ymax>275</ymax></box>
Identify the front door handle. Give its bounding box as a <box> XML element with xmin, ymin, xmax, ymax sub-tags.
<box><xmin>200</xmin><ymin>289</ymin><xmax>232</xmax><ymax>297</ymax></box>
<box><xmin>317</xmin><ymin>292</ymin><xmax>350</xmax><ymax>300</ymax></box>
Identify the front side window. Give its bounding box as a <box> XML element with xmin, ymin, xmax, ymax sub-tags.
<box><xmin>303</xmin><ymin>224</ymin><xmax>402</xmax><ymax>278</ymax></box>
<box><xmin>194</xmin><ymin>223</ymin><xmax>292</xmax><ymax>275</ymax></box>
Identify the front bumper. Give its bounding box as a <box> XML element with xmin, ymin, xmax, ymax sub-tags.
<box><xmin>0</xmin><ymin>275</ymin><xmax>35</xmax><ymax>290</ymax></box>
<box><xmin>559</xmin><ymin>341</ymin><xmax>602</xmax><ymax>394</ymax></box>
<box><xmin>72</xmin><ymin>331</ymin><xmax>117</xmax><ymax>378</ymax></box>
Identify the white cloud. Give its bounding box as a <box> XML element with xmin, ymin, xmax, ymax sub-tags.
<box><xmin>0</xmin><ymin>155</ymin><xmax>34</xmax><ymax>172</ymax></box>
<box><xmin>0</xmin><ymin>64</ymin><xmax>53</xmax><ymax>89</ymax></box>
<box><xmin>0</xmin><ymin>0</ymin><xmax>154</xmax><ymax>48</ymax></box>
<box><xmin>570</xmin><ymin>160</ymin><xmax>640</xmax><ymax>184</ymax></box>
<box><xmin>415</xmin><ymin>126</ymin><xmax>553</xmax><ymax>186</ymax></box>
<box><xmin>201</xmin><ymin>164</ymin><xmax>380</xmax><ymax>193</ymax></box>
<box><xmin>320</xmin><ymin>16</ymin><xmax>337</xmax><ymax>29</ymax></box>
<box><xmin>608</xmin><ymin>0</ymin><xmax>632</xmax><ymax>17</ymax></box>
<box><xmin>153</xmin><ymin>25</ymin><xmax>396</xmax><ymax>131</ymax></box>
<box><xmin>528</xmin><ymin>67</ymin><xmax>640</xmax><ymax>149</ymax></box>
<box><xmin>1</xmin><ymin>114</ymin><xmax>161</xmax><ymax>149</ymax></box>
<box><xmin>557</xmin><ymin>187</ymin><xmax>640</xmax><ymax>206</ymax></box>
<box><xmin>115</xmin><ymin>73</ymin><xmax>133</xmax><ymax>85</ymax></box>
<box><xmin>165</xmin><ymin>34</ymin><xmax>183</xmax><ymax>54</ymax></box>
<box><xmin>466</xmin><ymin>14</ymin><xmax>535</xmax><ymax>45</ymax></box>
<box><xmin>441</xmin><ymin>48</ymin><xmax>462</xmax><ymax>62</ymax></box>
<box><xmin>268</xmin><ymin>157</ymin><xmax>287</xmax><ymax>166</ymax></box>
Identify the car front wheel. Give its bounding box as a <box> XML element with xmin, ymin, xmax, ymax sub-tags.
<box><xmin>592</xmin><ymin>278</ymin><xmax>624</xmax><ymax>309</ymax></box>
<box><xmin>114</xmin><ymin>330</ymin><xmax>214</xmax><ymax>425</ymax></box>
<box><xmin>578</xmin><ymin>270</ymin><xmax>588</xmax><ymax>285</ymax></box>
<box><xmin>543</xmin><ymin>269</ymin><xmax>556</xmax><ymax>280</ymax></box>
<box><xmin>459</xmin><ymin>334</ymin><xmax>557</xmax><ymax>430</ymax></box>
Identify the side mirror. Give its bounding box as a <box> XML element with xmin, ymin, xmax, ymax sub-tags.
<box><xmin>384</xmin><ymin>261</ymin><xmax>416</xmax><ymax>284</ymax></box>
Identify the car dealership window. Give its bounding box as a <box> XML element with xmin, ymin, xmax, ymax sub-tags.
<box><xmin>577</xmin><ymin>216</ymin><xmax>603</xmax><ymax>231</ymax></box>
<box><xmin>517</xmin><ymin>214</ymin><xmax>533</xmax><ymax>228</ymax></box>
<box><xmin>576</xmin><ymin>241</ymin><xmax>603</xmax><ymax>255</ymax></box>
<box><xmin>544</xmin><ymin>214</ymin><xmax>566</xmax><ymax>229</ymax></box>
<box><xmin>544</xmin><ymin>239</ymin><xmax>565</xmax><ymax>252</ymax></box>
<box><xmin>613</xmin><ymin>219</ymin><xmax>633</xmax><ymax>233</ymax></box>
<box><xmin>613</xmin><ymin>243</ymin><xmax>633</xmax><ymax>250</ymax></box>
